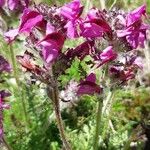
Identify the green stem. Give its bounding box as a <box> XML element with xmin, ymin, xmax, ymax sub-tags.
<box><xmin>93</xmin><ymin>97</ymin><xmax>103</xmax><ymax>150</ymax></box>
<box><xmin>2</xmin><ymin>137</ymin><xmax>13</xmax><ymax>150</ymax></box>
<box><xmin>102</xmin><ymin>91</ymin><xmax>115</xmax><ymax>139</ymax></box>
<box><xmin>109</xmin><ymin>0</ymin><xmax>117</xmax><ymax>10</ymax></box>
<box><xmin>9</xmin><ymin>45</ymin><xmax>29</xmax><ymax>127</ymax></box>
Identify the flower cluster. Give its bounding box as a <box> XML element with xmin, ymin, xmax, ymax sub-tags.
<box><xmin>5</xmin><ymin>0</ymin><xmax>149</xmax><ymax>96</ymax></box>
<box><xmin>0</xmin><ymin>55</ymin><xmax>11</xmax><ymax>140</ymax></box>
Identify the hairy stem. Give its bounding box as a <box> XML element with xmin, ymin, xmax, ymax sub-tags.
<box><xmin>93</xmin><ymin>97</ymin><xmax>103</xmax><ymax>150</ymax></box>
<box><xmin>50</xmin><ymin>84</ymin><xmax>72</xmax><ymax>150</ymax></box>
<box><xmin>9</xmin><ymin>45</ymin><xmax>29</xmax><ymax>127</ymax></box>
<box><xmin>2</xmin><ymin>137</ymin><xmax>13</xmax><ymax>150</ymax></box>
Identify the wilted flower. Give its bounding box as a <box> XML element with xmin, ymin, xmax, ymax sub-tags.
<box><xmin>17</xmin><ymin>51</ymin><xmax>42</xmax><ymax>74</ymax></box>
<box><xmin>0</xmin><ymin>55</ymin><xmax>11</xmax><ymax>72</ymax></box>
<box><xmin>0</xmin><ymin>90</ymin><xmax>11</xmax><ymax>139</ymax></box>
<box><xmin>109</xmin><ymin>53</ymin><xmax>143</xmax><ymax>84</ymax></box>
<box><xmin>66</xmin><ymin>40</ymin><xmax>95</xmax><ymax>60</ymax></box>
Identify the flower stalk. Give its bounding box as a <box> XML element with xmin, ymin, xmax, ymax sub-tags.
<box><xmin>47</xmin><ymin>83</ymin><xmax>72</xmax><ymax>150</ymax></box>
<box><xmin>2</xmin><ymin>137</ymin><xmax>13</xmax><ymax>150</ymax></box>
<box><xmin>9</xmin><ymin>45</ymin><xmax>29</xmax><ymax>127</ymax></box>
<box><xmin>93</xmin><ymin>96</ymin><xmax>103</xmax><ymax>150</ymax></box>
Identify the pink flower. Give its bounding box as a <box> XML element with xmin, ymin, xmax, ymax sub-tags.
<box><xmin>95</xmin><ymin>46</ymin><xmax>117</xmax><ymax>67</ymax></box>
<box><xmin>81</xmin><ymin>8</ymin><xmax>112</xmax><ymax>38</ymax></box>
<box><xmin>77</xmin><ymin>73</ymin><xmax>102</xmax><ymax>95</ymax></box>
<box><xmin>117</xmin><ymin>5</ymin><xmax>149</xmax><ymax>49</ymax></box>
<box><xmin>0</xmin><ymin>0</ymin><xmax>5</xmax><ymax>7</ymax></box>
<box><xmin>19</xmin><ymin>8</ymin><xmax>44</xmax><ymax>33</ymax></box>
<box><xmin>60</xmin><ymin>0</ymin><xmax>83</xmax><ymax>38</ymax></box>
<box><xmin>64</xmin><ymin>20</ymin><xmax>80</xmax><ymax>38</ymax></box>
<box><xmin>126</xmin><ymin>4</ymin><xmax>146</xmax><ymax>26</ymax></box>
<box><xmin>4</xmin><ymin>8</ymin><xmax>45</xmax><ymax>43</ymax></box>
<box><xmin>60</xmin><ymin>0</ymin><xmax>83</xmax><ymax>20</ymax></box>
<box><xmin>37</xmin><ymin>32</ymin><xmax>65</xmax><ymax>65</ymax></box>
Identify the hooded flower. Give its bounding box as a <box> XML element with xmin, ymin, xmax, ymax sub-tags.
<box><xmin>109</xmin><ymin>65</ymin><xmax>135</xmax><ymax>83</ymax></box>
<box><xmin>81</xmin><ymin>8</ymin><xmax>112</xmax><ymax>38</ymax></box>
<box><xmin>95</xmin><ymin>46</ymin><xmax>117</xmax><ymax>67</ymax></box>
<box><xmin>109</xmin><ymin>54</ymin><xmax>143</xmax><ymax>83</ymax></box>
<box><xmin>77</xmin><ymin>73</ymin><xmax>102</xmax><ymax>95</ymax></box>
<box><xmin>117</xmin><ymin>5</ymin><xmax>149</xmax><ymax>49</ymax></box>
<box><xmin>19</xmin><ymin>8</ymin><xmax>44</xmax><ymax>33</ymax></box>
<box><xmin>37</xmin><ymin>32</ymin><xmax>65</xmax><ymax>65</ymax></box>
<box><xmin>4</xmin><ymin>8</ymin><xmax>45</xmax><ymax>43</ymax></box>
<box><xmin>126</xmin><ymin>4</ymin><xmax>146</xmax><ymax>26</ymax></box>
<box><xmin>60</xmin><ymin>0</ymin><xmax>83</xmax><ymax>38</ymax></box>
<box><xmin>0</xmin><ymin>55</ymin><xmax>11</xmax><ymax>72</ymax></box>
<box><xmin>60</xmin><ymin>0</ymin><xmax>83</xmax><ymax>20</ymax></box>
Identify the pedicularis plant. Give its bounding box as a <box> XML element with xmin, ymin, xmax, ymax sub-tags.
<box><xmin>0</xmin><ymin>0</ymin><xmax>150</xmax><ymax>149</ymax></box>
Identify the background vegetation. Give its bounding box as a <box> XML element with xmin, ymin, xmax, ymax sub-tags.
<box><xmin>0</xmin><ymin>0</ymin><xmax>150</xmax><ymax>149</ymax></box>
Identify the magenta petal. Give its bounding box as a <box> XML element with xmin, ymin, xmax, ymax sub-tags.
<box><xmin>86</xmin><ymin>8</ymin><xmax>99</xmax><ymax>20</ymax></box>
<box><xmin>0</xmin><ymin>0</ymin><xmax>5</xmax><ymax>7</ymax></box>
<box><xmin>127</xmin><ymin>5</ymin><xmax>146</xmax><ymax>26</ymax></box>
<box><xmin>81</xmin><ymin>23</ymin><xmax>103</xmax><ymax>38</ymax></box>
<box><xmin>117</xmin><ymin>28</ymin><xmax>133</xmax><ymax>37</ymax></box>
<box><xmin>86</xmin><ymin>73</ymin><xmax>96</xmax><ymax>82</ymax></box>
<box><xmin>46</xmin><ymin>23</ymin><xmax>55</xmax><ymax>35</ymax></box>
<box><xmin>60</xmin><ymin>0</ymin><xmax>83</xmax><ymax>20</ymax></box>
<box><xmin>19</xmin><ymin>9</ymin><xmax>43</xmax><ymax>33</ymax></box>
<box><xmin>42</xmin><ymin>46</ymin><xmax>58</xmax><ymax>64</ymax></box>
<box><xmin>77</xmin><ymin>82</ymin><xmax>101</xmax><ymax>95</ymax></box>
<box><xmin>77</xmin><ymin>73</ymin><xmax>102</xmax><ymax>95</ymax></box>
<box><xmin>37</xmin><ymin>32</ymin><xmax>65</xmax><ymax>50</ymax></box>
<box><xmin>99</xmin><ymin>46</ymin><xmax>117</xmax><ymax>65</ymax></box>
<box><xmin>65</xmin><ymin>21</ymin><xmax>79</xmax><ymax>38</ymax></box>
<box><xmin>66</xmin><ymin>40</ymin><xmax>95</xmax><ymax>60</ymax></box>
